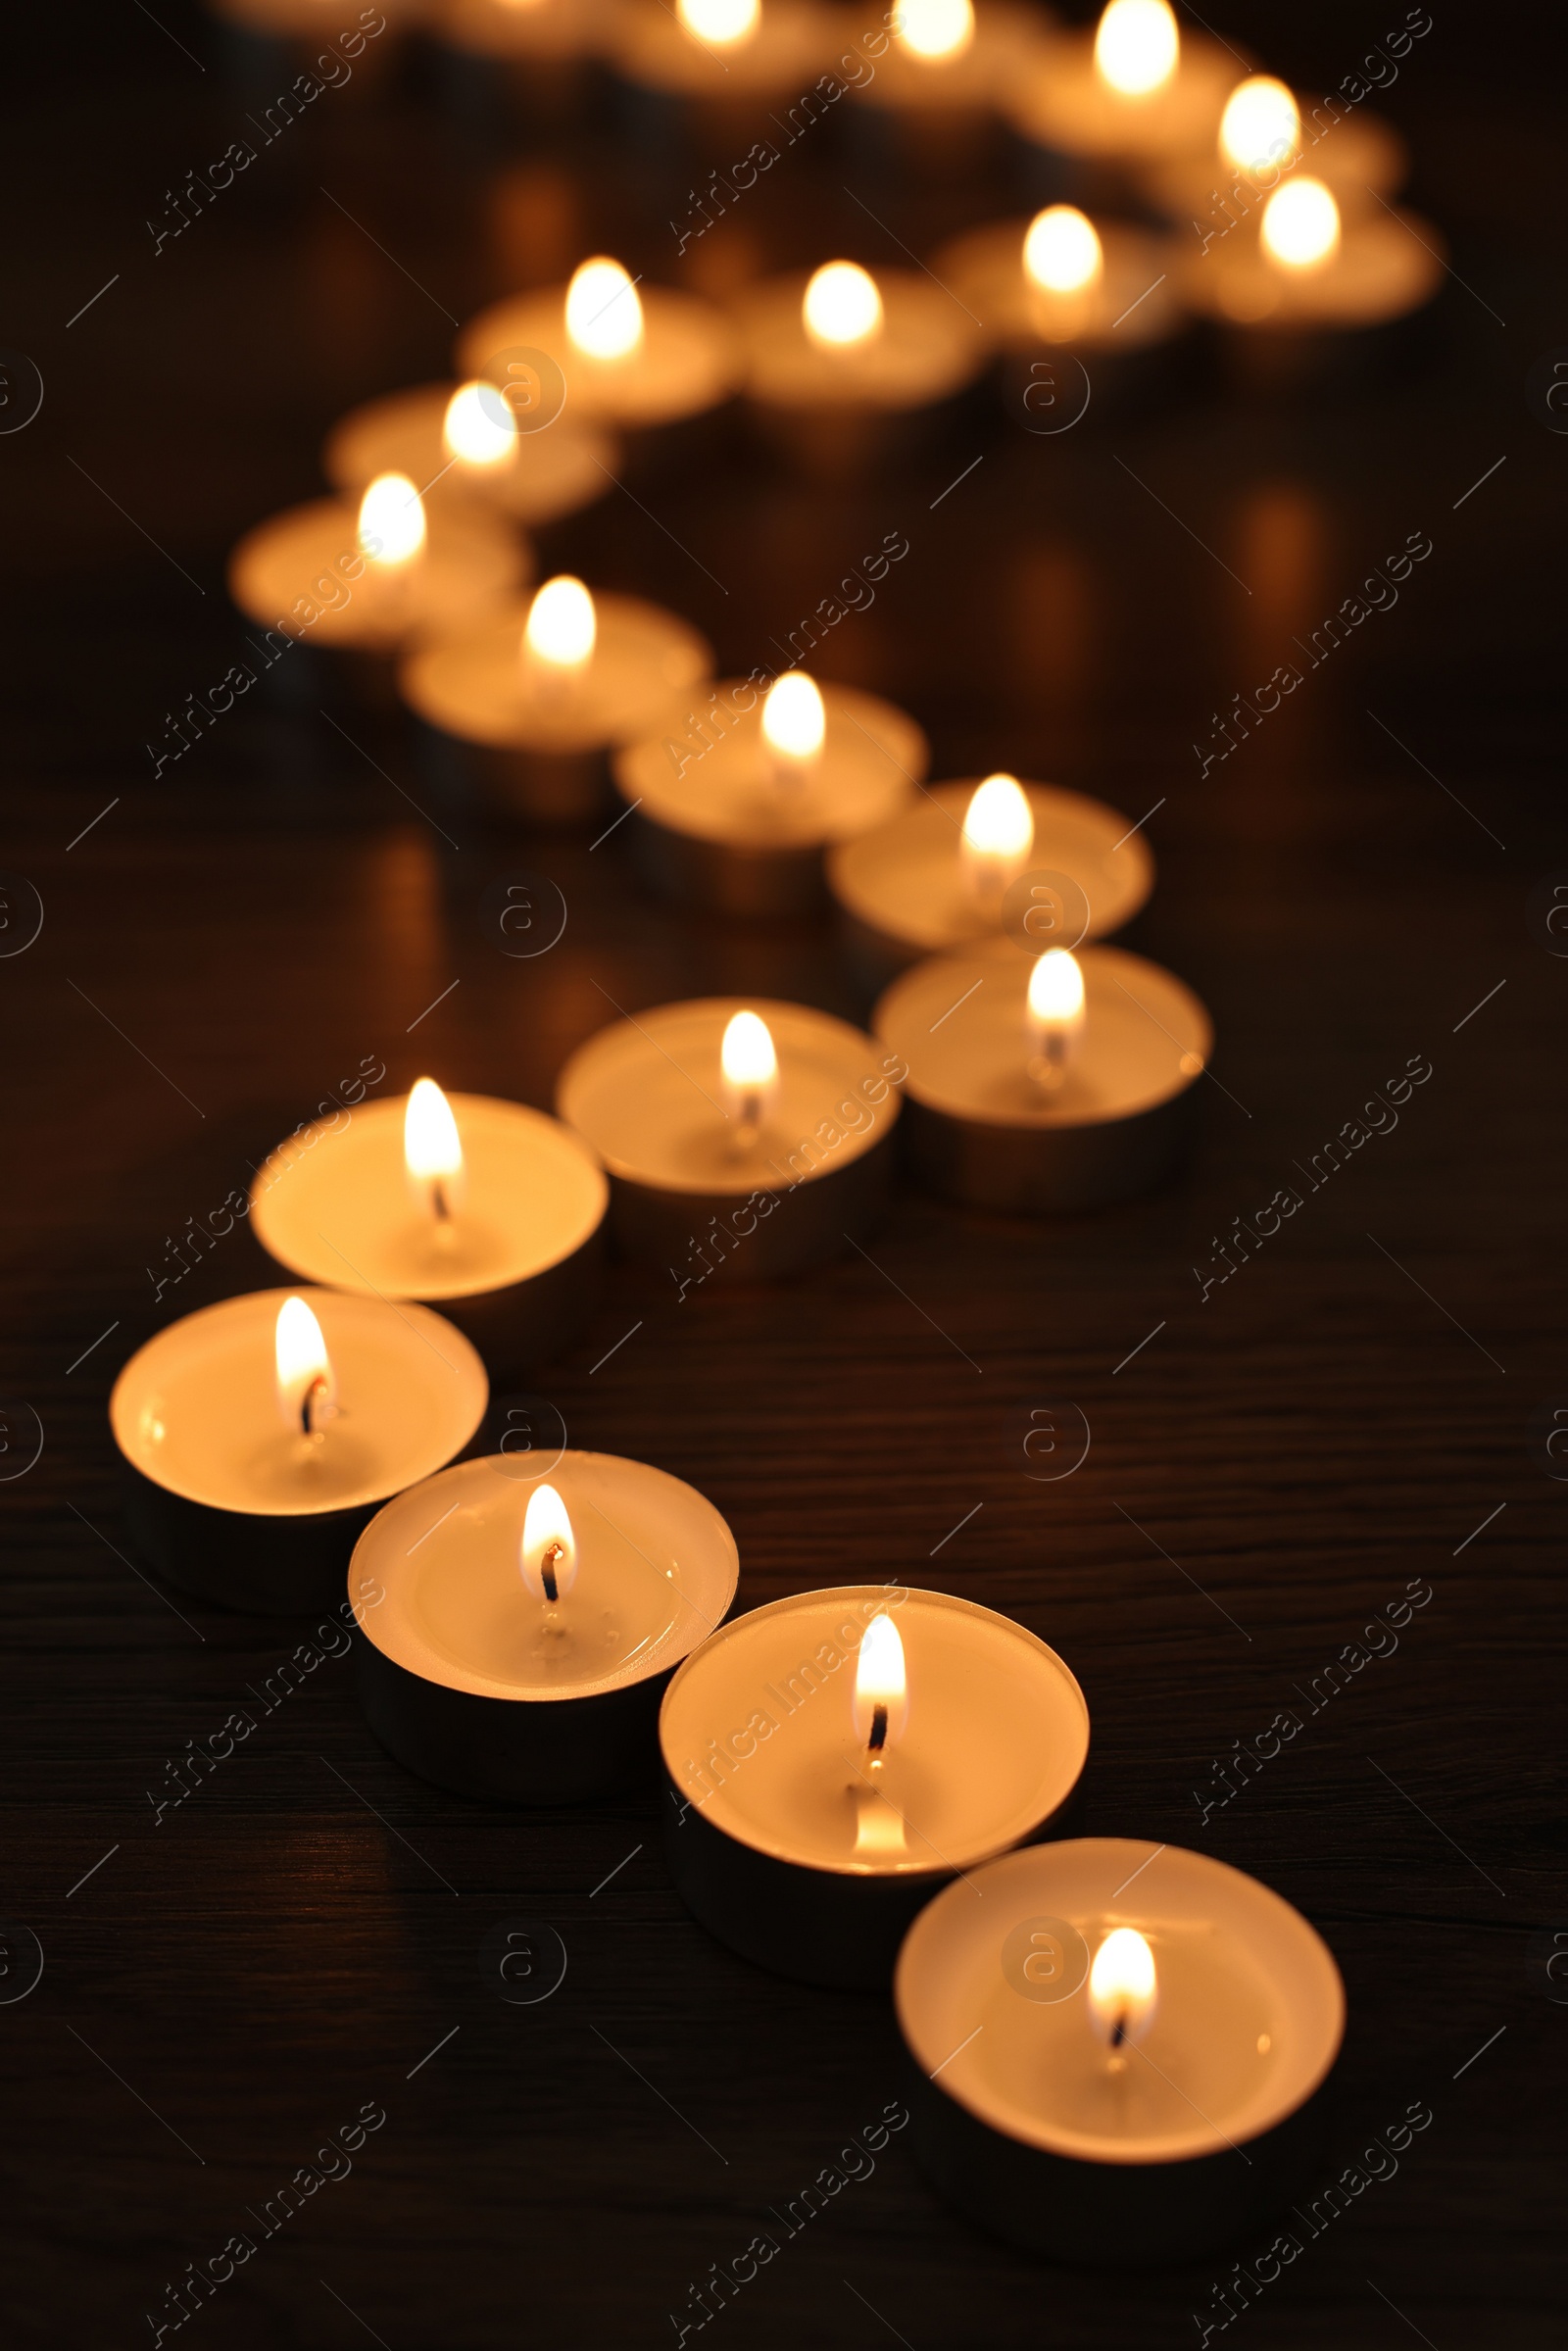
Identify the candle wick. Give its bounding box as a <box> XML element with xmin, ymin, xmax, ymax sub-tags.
<box><xmin>540</xmin><ymin>1543</ymin><xmax>564</xmax><ymax>1605</ymax></box>
<box><xmin>732</xmin><ymin>1090</ymin><xmax>762</xmax><ymax>1152</ymax></box>
<box><xmin>300</xmin><ymin>1376</ymin><xmax>330</xmax><ymax>1441</ymax></box>
<box><xmin>431</xmin><ymin>1178</ymin><xmax>452</xmax><ymax>1224</ymax></box>
<box><xmin>867</xmin><ymin>1701</ymin><xmax>888</xmax><ymax>1754</ymax></box>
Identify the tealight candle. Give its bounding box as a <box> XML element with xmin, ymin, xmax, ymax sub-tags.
<box><xmin>457</xmin><ymin>258</ymin><xmax>741</xmax><ymax>434</ymax></box>
<box><xmin>555</xmin><ymin>997</ymin><xmax>904</xmax><ymax>1281</ymax></box>
<box><xmin>110</xmin><ymin>1288</ymin><xmax>487</xmax><ymax>1615</ymax></box>
<box><xmin>606</xmin><ymin>0</ymin><xmax>840</xmax><ymax>118</ymax></box>
<box><xmin>661</xmin><ymin>1586</ymin><xmax>1090</xmax><ymax>1986</ymax></box>
<box><xmin>611</xmin><ymin>668</ymin><xmax>928</xmax><ymax>916</ymax></box>
<box><xmin>827</xmin><ymin>773</ymin><xmax>1153</xmax><ymax>984</ymax></box>
<box><xmin>322</xmin><ymin>379</ymin><xmax>619</xmax><ymax>531</ymax></box>
<box><xmin>873</xmin><ymin>938</ymin><xmax>1211</xmax><ymax>1211</ymax></box>
<box><xmin>1006</xmin><ymin>0</ymin><xmax>1237</xmax><ymax>170</ymax></box>
<box><xmin>732</xmin><ymin>262</ymin><xmax>984</xmax><ymax>474</ymax></box>
<box><xmin>847</xmin><ymin>0</ymin><xmax>1053</xmax><ymax>159</ymax></box>
<box><xmin>432</xmin><ymin>0</ymin><xmax>612</xmax><ymax>83</ymax></box>
<box><xmin>227</xmin><ymin>474</ymin><xmax>523</xmax><ymax>700</ymax></box>
<box><xmin>896</xmin><ymin>1839</ymin><xmax>1345</xmax><ymax>2263</ymax></box>
<box><xmin>352</xmin><ymin>1449</ymin><xmax>739</xmax><ymax>1801</ymax></box>
<box><xmin>249</xmin><ymin>1079</ymin><xmax>610</xmax><ymax>1380</ymax></box>
<box><xmin>1140</xmin><ymin>73</ymin><xmax>1409</xmax><ymax>227</ymax></box>
<box><xmin>931</xmin><ymin>204</ymin><xmax>1183</xmax><ymax>363</ymax></box>
<box><xmin>1176</xmin><ymin>173</ymin><xmax>1445</xmax><ymax>343</ymax></box>
<box><xmin>400</xmin><ymin>573</ymin><xmax>713</xmax><ymax>823</ymax></box>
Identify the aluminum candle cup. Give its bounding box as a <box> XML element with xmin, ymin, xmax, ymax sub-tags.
<box><xmin>874</xmin><ymin>940</ymin><xmax>1211</xmax><ymax>1213</ymax></box>
<box><xmin>401</xmin><ymin>589</ymin><xmax>712</xmax><ymax>824</ymax></box>
<box><xmin>352</xmin><ymin>1450</ymin><xmax>740</xmax><ymax>1801</ymax></box>
<box><xmin>732</xmin><ymin>268</ymin><xmax>985</xmax><ymax>475</ymax></box>
<box><xmin>828</xmin><ymin>778</ymin><xmax>1153</xmax><ymax>985</ymax></box>
<box><xmin>661</xmin><ymin>1586</ymin><xmax>1091</xmax><ymax>1988</ymax></box>
<box><xmin>896</xmin><ymin>1840</ymin><xmax>1346</xmax><ymax>2265</ymax></box>
<box><xmin>555</xmin><ymin>997</ymin><xmax>904</xmax><ymax>1283</ymax></box>
<box><xmin>249</xmin><ymin>1089</ymin><xmax>609</xmax><ymax>1381</ymax></box>
<box><xmin>322</xmin><ymin>382</ymin><xmax>619</xmax><ymax>531</ymax></box>
<box><xmin>612</xmin><ymin>676</ymin><xmax>927</xmax><ymax>917</ymax></box>
<box><xmin>456</xmin><ymin>280</ymin><xmax>740</xmax><ymax>433</ymax></box>
<box><xmin>227</xmin><ymin>493</ymin><xmax>524</xmax><ymax>706</ymax></box>
<box><xmin>110</xmin><ymin>1289</ymin><xmax>487</xmax><ymax>1615</ymax></box>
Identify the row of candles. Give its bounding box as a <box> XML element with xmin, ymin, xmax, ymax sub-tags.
<box><xmin>112</xmin><ymin>1065</ymin><xmax>1341</xmax><ymax>2261</ymax></box>
<box><xmin>172</xmin><ymin>3</ymin><xmax>1360</xmax><ymax>2260</ymax></box>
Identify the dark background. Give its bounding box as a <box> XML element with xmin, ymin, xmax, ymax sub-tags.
<box><xmin>2</xmin><ymin>1</ymin><xmax>1563</xmax><ymax>2343</ymax></box>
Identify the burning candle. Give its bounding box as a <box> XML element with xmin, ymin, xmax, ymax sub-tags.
<box><xmin>351</xmin><ymin>1449</ymin><xmax>739</xmax><ymax>1801</ymax></box>
<box><xmin>611</xmin><ymin>670</ymin><xmax>927</xmax><ymax>916</ymax></box>
<box><xmin>1025</xmin><ymin>946</ymin><xmax>1086</xmax><ymax>1090</ymax></box>
<box><xmin>431</xmin><ymin>0</ymin><xmax>613</xmax><ymax>84</ymax></box>
<box><xmin>400</xmin><ymin>573</ymin><xmax>712</xmax><ymax>823</ymax></box>
<box><xmin>1175</xmin><ymin>165</ymin><xmax>1445</xmax><ymax>339</ymax></box>
<box><xmin>845</xmin><ymin>0</ymin><xmax>1051</xmax><ymax>163</ymax></box>
<box><xmin>1005</xmin><ymin>0</ymin><xmax>1236</xmax><ymax>168</ymax></box>
<box><xmin>732</xmin><ymin>262</ymin><xmax>983</xmax><ymax>473</ymax></box>
<box><xmin>555</xmin><ymin>997</ymin><xmax>905</xmax><ymax>1281</ymax></box>
<box><xmin>661</xmin><ymin>1585</ymin><xmax>1090</xmax><ymax>1986</ymax></box>
<box><xmin>872</xmin><ymin>938</ymin><xmax>1212</xmax><ymax>1212</ymax></box>
<box><xmin>227</xmin><ymin>471</ymin><xmax>522</xmax><ymax>692</ymax></box>
<box><xmin>934</xmin><ymin>202</ymin><xmax>1182</xmax><ymax>364</ymax></box>
<box><xmin>606</xmin><ymin>0</ymin><xmax>840</xmax><ymax>113</ymax></box>
<box><xmin>896</xmin><ymin>1839</ymin><xmax>1345</xmax><ymax>2262</ymax></box>
<box><xmin>322</xmin><ymin>376</ymin><xmax>619</xmax><ymax>531</ymax></box>
<box><xmin>249</xmin><ymin>1078</ymin><xmax>610</xmax><ymax>1382</ymax></box>
<box><xmin>110</xmin><ymin>1288</ymin><xmax>486</xmax><ymax>1614</ymax></box>
<box><xmin>457</xmin><ymin>260</ymin><xmax>740</xmax><ymax>432</ymax></box>
<box><xmin>826</xmin><ymin>773</ymin><xmax>1152</xmax><ymax>984</ymax></box>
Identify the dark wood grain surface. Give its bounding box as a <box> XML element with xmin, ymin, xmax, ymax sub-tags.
<box><xmin>2</xmin><ymin>6</ymin><xmax>1563</xmax><ymax>2343</ymax></box>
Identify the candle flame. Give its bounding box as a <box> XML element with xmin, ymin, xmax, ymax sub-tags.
<box><xmin>720</xmin><ymin>1008</ymin><xmax>777</xmax><ymax>1092</ymax></box>
<box><xmin>961</xmin><ymin>774</ymin><xmax>1034</xmax><ymax>890</ymax></box>
<box><xmin>524</xmin><ymin>574</ymin><xmax>597</xmax><ymax>672</ymax></box>
<box><xmin>1219</xmin><ymin>74</ymin><xmax>1299</xmax><ymax>176</ymax></box>
<box><xmin>564</xmin><ymin>257</ymin><xmax>644</xmax><ymax>361</ymax></box>
<box><xmin>274</xmin><ymin>1296</ymin><xmax>335</xmax><ymax>1436</ymax></box>
<box><xmin>1088</xmin><ymin>1926</ymin><xmax>1157</xmax><ymax>2049</ymax></box>
<box><xmin>443</xmin><ymin>379</ymin><xmax>515</xmax><ymax>468</ymax></box>
<box><xmin>521</xmin><ymin>1482</ymin><xmax>577</xmax><ymax>1603</ymax></box>
<box><xmin>358</xmin><ymin>472</ymin><xmax>426</xmax><ymax>568</ymax></box>
<box><xmin>404</xmin><ymin>1077</ymin><xmax>466</xmax><ymax>1222</ymax></box>
<box><xmin>895</xmin><ymin>0</ymin><xmax>973</xmax><ymax>61</ymax></box>
<box><xmin>677</xmin><ymin>0</ymin><xmax>760</xmax><ymax>45</ymax></box>
<box><xmin>804</xmin><ymin>262</ymin><xmax>883</xmax><ymax>351</ymax></box>
<box><xmin>853</xmin><ymin>1610</ymin><xmax>908</xmax><ymax>1749</ymax></box>
<box><xmin>760</xmin><ymin>671</ymin><xmax>826</xmax><ymax>764</ymax></box>
<box><xmin>1023</xmin><ymin>206</ymin><xmax>1103</xmax><ymax>297</ymax></box>
<box><xmin>1027</xmin><ymin>946</ymin><xmax>1084</xmax><ymax>1024</ymax></box>
<box><xmin>1260</xmin><ymin>175</ymin><xmax>1341</xmax><ymax>271</ymax></box>
<box><xmin>1093</xmin><ymin>0</ymin><xmax>1178</xmax><ymax>97</ymax></box>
